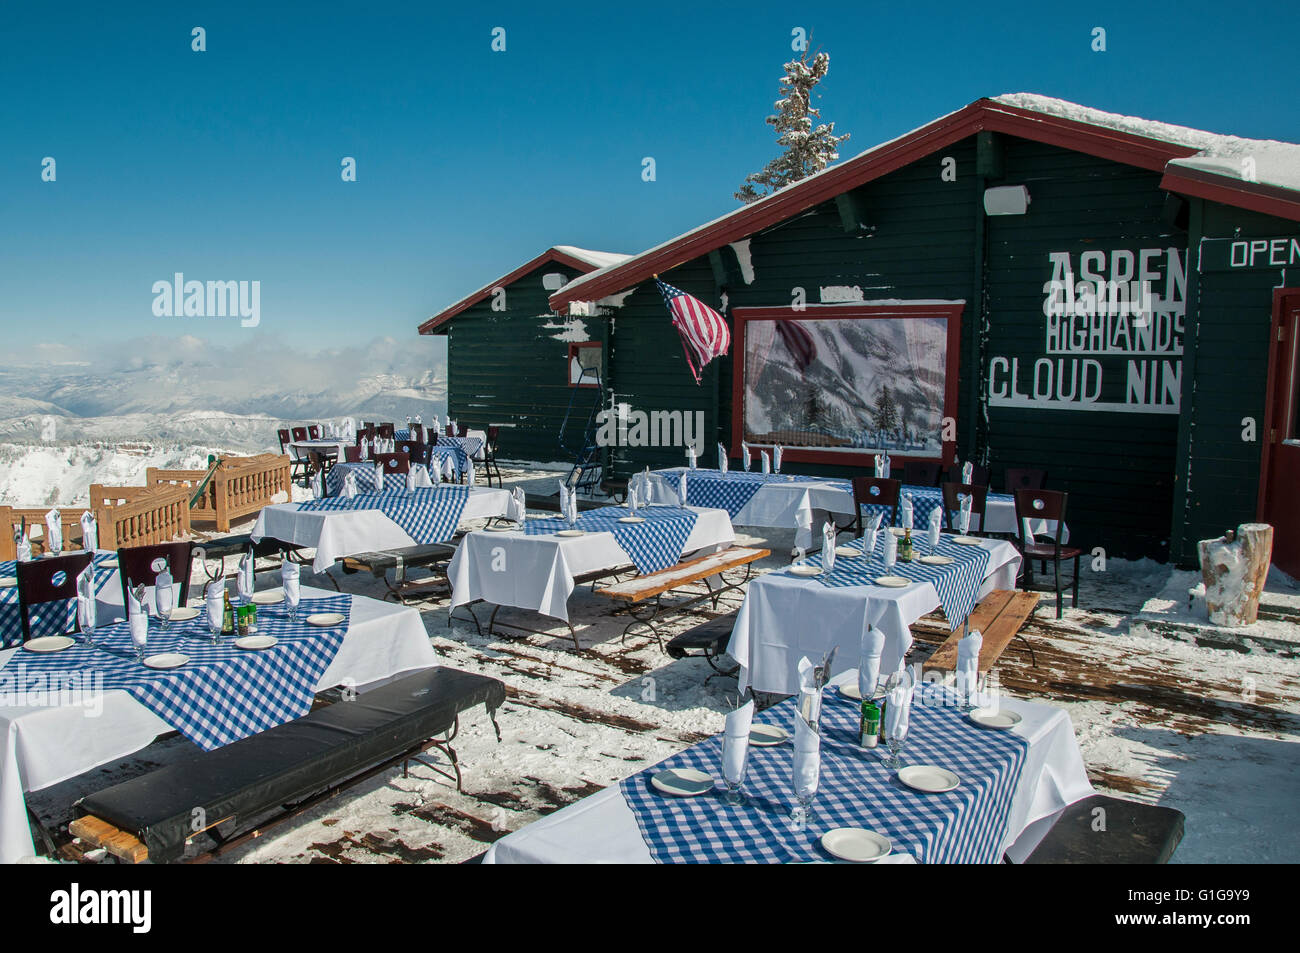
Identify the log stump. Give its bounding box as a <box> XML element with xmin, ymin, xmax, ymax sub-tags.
<box><xmin>1198</xmin><ymin>523</ymin><xmax>1274</xmax><ymax>627</ymax></box>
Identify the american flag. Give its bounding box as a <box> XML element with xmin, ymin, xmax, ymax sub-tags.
<box><xmin>656</xmin><ymin>278</ymin><xmax>731</xmax><ymax>384</ymax></box>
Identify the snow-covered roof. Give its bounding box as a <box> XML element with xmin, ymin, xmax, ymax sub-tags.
<box><xmin>418</xmin><ymin>245</ymin><xmax>632</xmax><ymax>334</ymax></box>
<box><xmin>552</xmin><ymin>94</ymin><xmax>1300</xmax><ymax>312</ymax></box>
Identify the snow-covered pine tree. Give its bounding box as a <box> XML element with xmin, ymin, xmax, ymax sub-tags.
<box><xmin>735</xmin><ymin>50</ymin><xmax>850</xmax><ymax>204</ymax></box>
<box><xmin>872</xmin><ymin>385</ymin><xmax>899</xmax><ymax>433</ymax></box>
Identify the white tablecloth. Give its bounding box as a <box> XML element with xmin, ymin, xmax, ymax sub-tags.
<box><xmin>0</xmin><ymin>586</ymin><xmax>435</xmax><ymax>863</ymax></box>
<box><xmin>447</xmin><ymin>507</ymin><xmax>736</xmax><ymax>623</ymax></box>
<box><xmin>289</xmin><ymin>439</ymin><xmax>348</xmax><ymax>460</ymax></box>
<box><xmin>641</xmin><ymin>469</ymin><xmax>1067</xmax><ymax>549</ymax></box>
<box><xmin>483</xmin><ymin>688</ymin><xmax>1092</xmax><ymax>864</ymax></box>
<box><xmin>251</xmin><ymin>487</ymin><xmax>513</xmax><ymax>573</ymax></box>
<box><xmin>731</xmin><ymin>537</ymin><xmax>1022</xmax><ymax>696</ymax></box>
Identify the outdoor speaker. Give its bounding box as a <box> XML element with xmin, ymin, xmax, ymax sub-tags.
<box><xmin>984</xmin><ymin>185</ymin><xmax>1031</xmax><ymax>216</ymax></box>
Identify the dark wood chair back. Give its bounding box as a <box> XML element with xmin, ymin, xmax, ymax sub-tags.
<box><xmin>343</xmin><ymin>446</ymin><xmax>362</xmax><ymax>463</ymax></box>
<box><xmin>456</xmin><ymin>423</ymin><xmax>469</xmax><ymax>438</ymax></box>
<box><xmin>307</xmin><ymin>424</ymin><xmax>322</xmax><ymax>439</ymax></box>
<box><xmin>375</xmin><ymin>423</ymin><xmax>396</xmax><ymax>440</ymax></box>
<box><xmin>277</xmin><ymin>429</ymin><xmax>292</xmax><ymax>454</ymax></box>
<box><xmin>940</xmin><ymin>482</ymin><xmax>990</xmax><ymax>532</ymax></box>
<box><xmin>445</xmin><ymin>423</ymin><xmax>455</xmax><ymax>437</ymax></box>
<box><xmin>16</xmin><ymin>551</ymin><xmax>94</xmax><ymax>641</ymax></box>
<box><xmin>409</xmin><ymin>423</ymin><xmax>424</xmax><ymax>443</ymax></box>
<box><xmin>902</xmin><ymin>461</ymin><xmax>943</xmax><ymax>487</ymax></box>
<box><xmin>290</xmin><ymin>426</ymin><xmax>308</xmax><ymax>443</ymax></box>
<box><xmin>1014</xmin><ymin>488</ymin><xmax>1069</xmax><ymax>548</ymax></box>
<box><xmin>354</xmin><ymin>427</ymin><xmax>374</xmax><ymax>446</ymax></box>
<box><xmin>1005</xmin><ymin>468</ymin><xmax>1048</xmax><ymax>492</ymax></box>
<box><xmin>395</xmin><ymin>441</ymin><xmax>427</xmax><ymax>466</ymax></box>
<box><xmin>117</xmin><ymin>541</ymin><xmax>195</xmax><ymax>610</ymax></box>
<box><xmin>373</xmin><ymin>452</ymin><xmax>410</xmax><ymax>475</ymax></box>
<box><xmin>850</xmin><ymin>477</ymin><xmax>901</xmax><ymax>536</ymax></box>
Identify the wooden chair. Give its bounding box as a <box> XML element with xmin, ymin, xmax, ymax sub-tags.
<box><xmin>16</xmin><ymin>552</ymin><xmax>93</xmax><ymax>642</ymax></box>
<box><xmin>1005</xmin><ymin>468</ymin><xmax>1048</xmax><ymax>492</ymax></box>
<box><xmin>444</xmin><ymin>423</ymin><xmax>455</xmax><ymax>437</ymax></box>
<box><xmin>408</xmin><ymin>423</ymin><xmax>425</xmax><ymax>443</ymax></box>
<box><xmin>353</xmin><ymin>427</ymin><xmax>374</xmax><ymax>446</ymax></box>
<box><xmin>456</xmin><ymin>423</ymin><xmax>469</xmax><ymax>438</ymax></box>
<box><xmin>373</xmin><ymin>452</ymin><xmax>410</xmax><ymax>476</ymax></box>
<box><xmin>290</xmin><ymin>426</ymin><xmax>308</xmax><ymax>443</ymax></box>
<box><xmin>946</xmin><ymin>463</ymin><xmax>990</xmax><ymax>487</ymax></box>
<box><xmin>343</xmin><ymin>446</ymin><xmax>362</xmax><ymax>463</ymax></box>
<box><xmin>307</xmin><ymin>425</ymin><xmax>322</xmax><ymax>439</ymax></box>
<box><xmin>902</xmin><ymin>461</ymin><xmax>943</xmax><ymax>487</ymax></box>
<box><xmin>842</xmin><ymin>477</ymin><xmax>902</xmax><ymax>538</ymax></box>
<box><xmin>375</xmin><ymin>423</ymin><xmax>396</xmax><ymax>440</ymax></box>
<box><xmin>1013</xmin><ymin>488</ymin><xmax>1080</xmax><ymax>619</ymax></box>
<box><xmin>117</xmin><ymin>541</ymin><xmax>195</xmax><ymax>610</ymax></box>
<box><xmin>395</xmin><ymin>440</ymin><xmax>427</xmax><ymax>467</ymax></box>
<box><xmin>940</xmin><ymin>481</ymin><xmax>989</xmax><ymax>533</ymax></box>
<box><xmin>276</xmin><ymin>429</ymin><xmax>292</xmax><ymax>455</ymax></box>
<box><xmin>483</xmin><ymin>426</ymin><xmax>503</xmax><ymax>488</ymax></box>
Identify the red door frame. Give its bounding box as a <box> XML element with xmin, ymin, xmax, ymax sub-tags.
<box><xmin>1257</xmin><ymin>289</ymin><xmax>1300</xmax><ymax>576</ymax></box>
<box><xmin>730</xmin><ymin>303</ymin><xmax>964</xmax><ymax>468</ymax></box>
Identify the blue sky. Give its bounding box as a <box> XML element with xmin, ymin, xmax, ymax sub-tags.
<box><xmin>2</xmin><ymin>0</ymin><xmax>1295</xmax><ymax>365</ymax></box>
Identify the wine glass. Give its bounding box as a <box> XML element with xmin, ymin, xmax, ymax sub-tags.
<box><xmin>721</xmin><ymin>733</ymin><xmax>749</xmax><ymax>806</ymax></box>
<box><xmin>206</xmin><ymin>588</ymin><xmax>224</xmax><ymax>644</ymax></box>
<box><xmin>883</xmin><ymin>539</ymin><xmax>897</xmax><ymax>574</ymax></box>
<box><xmin>155</xmin><ymin>581</ymin><xmax>174</xmax><ymax>632</ymax></box>
<box><xmin>882</xmin><ymin>671</ymin><xmax>913</xmax><ymax>769</ymax></box>
<box><xmin>285</xmin><ymin>584</ymin><xmax>300</xmax><ymax>624</ymax></box>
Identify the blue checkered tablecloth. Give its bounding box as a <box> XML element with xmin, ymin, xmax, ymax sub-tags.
<box><xmin>299</xmin><ymin>486</ymin><xmax>471</xmax><ymax>543</ymax></box>
<box><xmin>428</xmin><ymin>445</ymin><xmax>468</xmax><ymax>479</ymax></box>
<box><xmin>620</xmin><ymin>684</ymin><xmax>1028</xmax><ymax>864</ymax></box>
<box><xmin>792</xmin><ymin>533</ymin><xmax>990</xmax><ymax>632</ymax></box>
<box><xmin>325</xmin><ymin>461</ymin><xmax>429</xmax><ymax>496</ymax></box>
<box><xmin>856</xmin><ymin>485</ymin><xmax>1015</xmax><ymax>530</ymax></box>
<box><xmin>658</xmin><ymin>469</ymin><xmax>821</xmax><ymax>518</ymax></box>
<box><xmin>437</xmin><ymin>435</ymin><xmax>483</xmax><ymax>461</ymax></box>
<box><xmin>524</xmin><ymin>505</ymin><xmax>699</xmax><ymax>574</ymax></box>
<box><xmin>0</xmin><ymin>552</ymin><xmax>118</xmax><ymax>648</ymax></box>
<box><xmin>3</xmin><ymin>594</ymin><xmax>352</xmax><ymax>751</ymax></box>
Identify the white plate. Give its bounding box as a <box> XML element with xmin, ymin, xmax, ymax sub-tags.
<box><xmin>950</xmin><ymin>536</ymin><xmax>982</xmax><ymax>546</ymax></box>
<box><xmin>919</xmin><ymin>555</ymin><xmax>954</xmax><ymax>565</ymax></box>
<box><xmin>169</xmin><ymin>606</ymin><xmax>201</xmax><ymax>621</ymax></box>
<box><xmin>788</xmin><ymin>564</ymin><xmax>822</xmax><ymax>577</ymax></box>
<box><xmin>556</xmin><ymin>529</ymin><xmax>585</xmax><ymax>537</ymax></box>
<box><xmin>618</xmin><ymin>516</ymin><xmax>647</xmax><ymax>524</ymax></box>
<box><xmin>748</xmin><ymin>724</ymin><xmax>788</xmax><ymax>747</ymax></box>
<box><xmin>99</xmin><ymin>558</ymin><xmax>119</xmax><ymax>567</ymax></box>
<box><xmin>306</xmin><ymin>612</ymin><xmax>346</xmax><ymax>627</ymax></box>
<box><xmin>251</xmin><ymin>591</ymin><xmax>283</xmax><ymax>605</ymax></box>
<box><xmin>484</xmin><ymin>524</ymin><xmax>518</xmax><ymax>532</ymax></box>
<box><xmin>873</xmin><ymin>575</ymin><xmax>911</xmax><ymax>587</ymax></box>
<box><xmin>833</xmin><ymin>546</ymin><xmax>861</xmax><ymax>558</ymax></box>
<box><xmin>898</xmin><ymin>765</ymin><xmax>961</xmax><ymax>793</ymax></box>
<box><xmin>889</xmin><ymin>527</ymin><xmax>907</xmax><ymax>537</ymax></box>
<box><xmin>970</xmin><ymin>707</ymin><xmax>1023</xmax><ymax>730</ymax></box>
<box><xmin>838</xmin><ymin>681</ymin><xmax>863</xmax><ymax>701</ymax></box>
<box><xmin>23</xmin><ymin>635</ymin><xmax>75</xmax><ymax>653</ymax></box>
<box><xmin>0</xmin><ymin>577</ymin><xmax>16</xmax><ymax>588</ymax></box>
<box><xmin>143</xmin><ymin>653</ymin><xmax>189</xmax><ymax>670</ymax></box>
<box><xmin>821</xmin><ymin>827</ymin><xmax>892</xmax><ymax>863</ymax></box>
<box><xmin>650</xmin><ymin>767</ymin><xmax>714</xmax><ymax>797</ymax></box>
<box><xmin>235</xmin><ymin>635</ymin><xmax>278</xmax><ymax>651</ymax></box>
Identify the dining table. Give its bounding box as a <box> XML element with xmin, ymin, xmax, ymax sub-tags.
<box><xmin>0</xmin><ymin>585</ymin><xmax>435</xmax><ymax>864</ymax></box>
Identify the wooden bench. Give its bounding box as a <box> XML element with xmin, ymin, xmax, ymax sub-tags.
<box><xmin>338</xmin><ymin>543</ymin><xmax>459</xmax><ymax>602</ymax></box>
<box><xmin>596</xmin><ymin>546</ymin><xmax>769</xmax><ymax>649</ymax></box>
<box><xmin>923</xmin><ymin>590</ymin><xmax>1041</xmax><ymax>673</ymax></box>
<box><xmin>1018</xmin><ymin>794</ymin><xmax>1185</xmax><ymax>864</ymax></box>
<box><xmin>665</xmin><ymin>610</ymin><xmax>739</xmax><ymax>679</ymax></box>
<box><xmin>67</xmin><ymin>667</ymin><xmax>505</xmax><ymax>864</ymax></box>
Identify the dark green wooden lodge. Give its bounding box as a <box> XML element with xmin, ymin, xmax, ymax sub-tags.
<box><xmin>422</xmin><ymin>95</ymin><xmax>1300</xmax><ymax>573</ymax></box>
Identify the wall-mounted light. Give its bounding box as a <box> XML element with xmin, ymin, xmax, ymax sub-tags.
<box><xmin>983</xmin><ymin>185</ymin><xmax>1031</xmax><ymax>216</ymax></box>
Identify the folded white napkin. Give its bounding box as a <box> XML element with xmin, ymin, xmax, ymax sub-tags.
<box><xmin>760</xmin><ymin>450</ymin><xmax>771</xmax><ymax>474</ymax></box>
<box><xmin>14</xmin><ymin>527</ymin><xmax>31</xmax><ymax>562</ymax></box>
<box><xmin>1022</xmin><ymin>517</ymin><xmax>1036</xmax><ymax>545</ymax></box>
<box><xmin>884</xmin><ymin>678</ymin><xmax>913</xmax><ymax>740</ymax></box>
<box><xmin>237</xmin><ymin>552</ymin><xmax>255</xmax><ymax>601</ymax></box>
<box><xmin>44</xmin><ymin>509</ymin><xmax>62</xmax><ymax>555</ymax></box>
<box><xmin>959</xmin><ymin>494</ymin><xmax>973</xmax><ymax>534</ymax></box>
<box><xmin>76</xmin><ymin>565</ymin><xmax>97</xmax><ymax>632</ymax></box>
<box><xmin>859</xmin><ymin>625</ymin><xmax>885</xmax><ymax>699</ymax></box>
<box><xmin>677</xmin><ymin>471</ymin><xmax>688</xmax><ymax>508</ymax></box>
<box><xmin>80</xmin><ymin>512</ymin><xmax>98</xmax><ymax>553</ymax></box>
<box><xmin>343</xmin><ymin>470</ymin><xmax>358</xmax><ymax>499</ymax></box>
<box><xmin>509</xmin><ymin>486</ymin><xmax>527</xmax><ymax>523</ymax></box>
<box><xmin>442</xmin><ymin>455</ymin><xmax>455</xmax><ymax>482</ymax></box>
<box><xmin>820</xmin><ymin>520</ymin><xmax>836</xmax><ymax>573</ymax></box>
<box><xmin>927</xmin><ymin>506</ymin><xmax>942</xmax><ymax>550</ymax></box>
<box><xmin>717</xmin><ymin>442</ymin><xmax>728</xmax><ymax>474</ymax></box>
<box><xmin>405</xmin><ymin>467</ymin><xmax>416</xmax><ymax>492</ymax></box>
<box><xmin>465</xmin><ymin>460</ymin><xmax>476</xmax><ymax>486</ymax></box>
<box><xmin>310</xmin><ymin>470</ymin><xmax>323</xmax><ymax>499</ymax></box>
<box><xmin>792</xmin><ymin>707</ymin><xmax>821</xmax><ymax>801</ymax></box>
<box><xmin>358</xmin><ymin>439</ymin><xmax>369</xmax><ymax>461</ymax></box>
<box><xmin>901</xmin><ymin>493</ymin><xmax>914</xmax><ymax>530</ymax></box>
<box><xmin>864</xmin><ymin>512</ymin><xmax>883</xmax><ymax>555</ymax></box>
<box><xmin>127</xmin><ymin>586</ymin><xmax>149</xmax><ymax>653</ymax></box>
<box><xmin>154</xmin><ymin>564</ymin><xmax>174</xmax><ymax>618</ymax></box>
<box><xmin>773</xmin><ymin>445</ymin><xmax>783</xmax><ymax>473</ymax></box>
<box><xmin>797</xmin><ymin>656</ymin><xmax>823</xmax><ymax>726</ymax></box>
<box><xmin>281</xmin><ymin>559</ymin><xmax>300</xmax><ymax>606</ymax></box>
<box><xmin>741</xmin><ymin>441</ymin><xmax>752</xmax><ymax>471</ymax></box>
<box><xmin>874</xmin><ymin>452</ymin><xmax>890</xmax><ymax>478</ymax></box>
<box><xmin>962</xmin><ymin>461</ymin><xmax>974</xmax><ymax>484</ymax></box>
<box><xmin>722</xmin><ymin>699</ymin><xmax>754</xmax><ymax>786</ymax></box>
<box><xmin>374</xmin><ymin>461</ymin><xmax>386</xmax><ymax>491</ymax></box>
<box><xmin>957</xmin><ymin>628</ymin><xmax>983</xmax><ymax>701</ymax></box>
<box><xmin>883</xmin><ymin>531</ymin><xmax>898</xmax><ymax>568</ymax></box>
<box><xmin>686</xmin><ymin>446</ymin><xmax>697</xmax><ymax>469</ymax></box>
<box><xmin>205</xmin><ymin>581</ymin><xmax>224</xmax><ymax>631</ymax></box>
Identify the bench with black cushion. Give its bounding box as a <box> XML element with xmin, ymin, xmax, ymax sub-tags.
<box><xmin>665</xmin><ymin>611</ymin><xmax>738</xmax><ymax>679</ymax></box>
<box><xmin>1020</xmin><ymin>794</ymin><xmax>1185</xmax><ymax>864</ymax></box>
<box><xmin>338</xmin><ymin>542</ymin><xmax>458</xmax><ymax>601</ymax></box>
<box><xmin>70</xmin><ymin>666</ymin><xmax>506</xmax><ymax>864</ymax></box>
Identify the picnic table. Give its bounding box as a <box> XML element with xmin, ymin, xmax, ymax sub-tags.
<box><xmin>0</xmin><ymin>586</ymin><xmax>435</xmax><ymax>863</ymax></box>
<box><xmin>447</xmin><ymin>504</ymin><xmax>736</xmax><ymax>626</ymax></box>
<box><xmin>730</xmin><ymin>534</ymin><xmax>1022</xmax><ymax>695</ymax></box>
<box><xmin>483</xmin><ymin>677</ymin><xmax>1092</xmax><ymax>864</ymax></box>
<box><xmin>637</xmin><ymin>469</ymin><xmax>1067</xmax><ymax>547</ymax></box>
<box><xmin>252</xmin><ymin>486</ymin><xmax>513</xmax><ymax>573</ymax></box>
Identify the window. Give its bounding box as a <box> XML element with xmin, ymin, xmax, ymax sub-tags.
<box><xmin>731</xmin><ymin>304</ymin><xmax>963</xmax><ymax>465</ymax></box>
<box><xmin>568</xmin><ymin>342</ymin><xmax>602</xmax><ymax>387</ymax></box>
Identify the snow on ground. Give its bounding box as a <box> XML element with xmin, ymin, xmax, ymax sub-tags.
<box><xmin>0</xmin><ymin>442</ymin><xmax>236</xmax><ymax>507</ymax></box>
<box><xmin>26</xmin><ymin>462</ymin><xmax>1300</xmax><ymax>865</ymax></box>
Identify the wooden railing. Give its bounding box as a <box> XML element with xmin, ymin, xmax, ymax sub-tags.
<box><xmin>149</xmin><ymin>454</ymin><xmax>291</xmax><ymax>532</ymax></box>
<box><xmin>93</xmin><ymin>484</ymin><xmax>193</xmax><ymax>551</ymax></box>
<box><xmin>0</xmin><ymin>507</ymin><xmax>91</xmax><ymax>560</ymax></box>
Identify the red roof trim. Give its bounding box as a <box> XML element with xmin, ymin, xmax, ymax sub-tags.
<box><xmin>548</xmin><ymin>98</ymin><xmax>1229</xmax><ymax>313</ymax></box>
<box><xmin>1159</xmin><ymin>167</ymin><xmax>1300</xmax><ymax>223</ymax></box>
<box><xmin>418</xmin><ymin>248</ymin><xmax>606</xmax><ymax>334</ymax></box>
